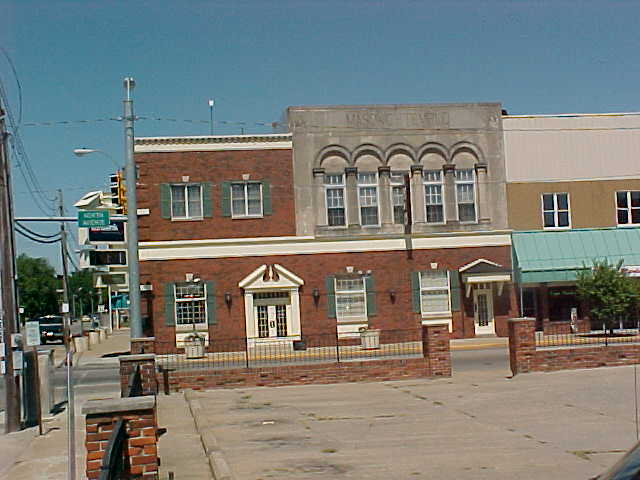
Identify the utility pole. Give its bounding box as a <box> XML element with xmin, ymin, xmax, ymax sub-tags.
<box><xmin>208</xmin><ymin>99</ymin><xmax>214</xmax><ymax>135</ymax></box>
<box><xmin>0</xmin><ymin>104</ymin><xmax>21</xmax><ymax>433</ymax></box>
<box><xmin>123</xmin><ymin>77</ymin><xmax>142</xmax><ymax>339</ymax></box>
<box><xmin>58</xmin><ymin>190</ymin><xmax>75</xmax><ymax>480</ymax></box>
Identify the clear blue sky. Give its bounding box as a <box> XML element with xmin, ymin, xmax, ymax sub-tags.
<box><xmin>3</xmin><ymin>0</ymin><xmax>640</xmax><ymax>271</ymax></box>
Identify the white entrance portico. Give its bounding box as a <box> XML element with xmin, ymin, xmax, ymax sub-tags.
<box><xmin>239</xmin><ymin>264</ymin><xmax>304</xmax><ymax>347</ymax></box>
<box><xmin>460</xmin><ymin>259</ymin><xmax>511</xmax><ymax>336</ymax></box>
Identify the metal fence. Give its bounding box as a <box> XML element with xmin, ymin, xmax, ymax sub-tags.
<box><xmin>155</xmin><ymin>329</ymin><xmax>424</xmax><ymax>372</ymax></box>
<box><xmin>535</xmin><ymin>328</ymin><xmax>640</xmax><ymax>348</ymax></box>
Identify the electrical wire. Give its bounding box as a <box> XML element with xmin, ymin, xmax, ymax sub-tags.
<box><xmin>15</xmin><ymin>221</ymin><xmax>60</xmax><ymax>239</ymax></box>
<box><xmin>15</xmin><ymin>224</ymin><xmax>60</xmax><ymax>244</ymax></box>
<box><xmin>0</xmin><ymin>46</ymin><xmax>22</xmax><ymax>127</ymax></box>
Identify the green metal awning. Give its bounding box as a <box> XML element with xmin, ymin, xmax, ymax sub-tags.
<box><xmin>512</xmin><ymin>228</ymin><xmax>640</xmax><ymax>284</ymax></box>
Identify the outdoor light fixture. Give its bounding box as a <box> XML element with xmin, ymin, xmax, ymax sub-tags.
<box><xmin>224</xmin><ymin>292</ymin><xmax>232</xmax><ymax>309</ymax></box>
<box><xmin>389</xmin><ymin>289</ymin><xmax>397</xmax><ymax>303</ymax></box>
<box><xmin>312</xmin><ymin>288</ymin><xmax>320</xmax><ymax>306</ymax></box>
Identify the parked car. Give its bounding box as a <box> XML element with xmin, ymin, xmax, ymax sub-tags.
<box><xmin>37</xmin><ymin>315</ymin><xmax>65</xmax><ymax>344</ymax></box>
<box><xmin>591</xmin><ymin>441</ymin><xmax>640</xmax><ymax>479</ymax></box>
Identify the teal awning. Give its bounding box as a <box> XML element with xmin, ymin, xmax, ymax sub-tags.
<box><xmin>512</xmin><ymin>228</ymin><xmax>640</xmax><ymax>284</ymax></box>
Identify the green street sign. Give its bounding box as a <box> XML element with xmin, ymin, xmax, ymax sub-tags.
<box><xmin>78</xmin><ymin>210</ymin><xmax>110</xmax><ymax>228</ymax></box>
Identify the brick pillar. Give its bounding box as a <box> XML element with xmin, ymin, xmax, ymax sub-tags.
<box><xmin>508</xmin><ymin>318</ymin><xmax>536</xmax><ymax>376</ymax></box>
<box><xmin>119</xmin><ymin>354</ymin><xmax>157</xmax><ymax>397</ymax></box>
<box><xmin>131</xmin><ymin>337</ymin><xmax>156</xmax><ymax>354</ymax></box>
<box><xmin>421</xmin><ymin>324</ymin><xmax>451</xmax><ymax>377</ymax></box>
<box><xmin>83</xmin><ymin>396</ymin><xmax>159</xmax><ymax>479</ymax></box>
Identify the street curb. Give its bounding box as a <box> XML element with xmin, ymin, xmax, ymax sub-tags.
<box><xmin>185</xmin><ymin>390</ymin><xmax>235</xmax><ymax>480</ymax></box>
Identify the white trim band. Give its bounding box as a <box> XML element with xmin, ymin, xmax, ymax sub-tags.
<box><xmin>139</xmin><ymin>234</ymin><xmax>511</xmax><ymax>261</ymax></box>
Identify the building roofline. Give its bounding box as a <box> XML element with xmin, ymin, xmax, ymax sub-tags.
<box><xmin>503</xmin><ymin>112</ymin><xmax>640</xmax><ymax>119</ymax></box>
<box><xmin>134</xmin><ymin>133</ymin><xmax>292</xmax><ymax>153</ymax></box>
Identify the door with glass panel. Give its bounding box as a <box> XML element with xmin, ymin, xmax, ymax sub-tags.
<box><xmin>473</xmin><ymin>284</ymin><xmax>495</xmax><ymax>335</ymax></box>
<box><xmin>254</xmin><ymin>292</ymin><xmax>289</xmax><ymax>338</ymax></box>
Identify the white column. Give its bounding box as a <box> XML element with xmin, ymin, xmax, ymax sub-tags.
<box><xmin>345</xmin><ymin>167</ymin><xmax>359</xmax><ymax>228</ymax></box>
<box><xmin>244</xmin><ymin>292</ymin><xmax>255</xmax><ymax>340</ymax></box>
<box><xmin>410</xmin><ymin>165</ymin><xmax>425</xmax><ymax>226</ymax></box>
<box><xmin>290</xmin><ymin>288</ymin><xmax>301</xmax><ymax>336</ymax></box>
<box><xmin>378</xmin><ymin>166</ymin><xmax>393</xmax><ymax>229</ymax></box>
<box><xmin>312</xmin><ymin>168</ymin><xmax>327</xmax><ymax>227</ymax></box>
<box><xmin>475</xmin><ymin>163</ymin><xmax>489</xmax><ymax>222</ymax></box>
<box><xmin>443</xmin><ymin>164</ymin><xmax>457</xmax><ymax>223</ymax></box>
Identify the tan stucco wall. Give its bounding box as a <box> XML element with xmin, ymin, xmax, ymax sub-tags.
<box><xmin>507</xmin><ymin>179</ymin><xmax>640</xmax><ymax>230</ymax></box>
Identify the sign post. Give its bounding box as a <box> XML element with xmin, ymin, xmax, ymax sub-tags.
<box><xmin>25</xmin><ymin>321</ymin><xmax>43</xmax><ymax>435</ymax></box>
<box><xmin>78</xmin><ymin>210</ymin><xmax>110</xmax><ymax>228</ymax></box>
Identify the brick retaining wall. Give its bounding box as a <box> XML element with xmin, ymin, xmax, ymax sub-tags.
<box><xmin>83</xmin><ymin>397</ymin><xmax>159</xmax><ymax>479</ymax></box>
<box><xmin>509</xmin><ymin>318</ymin><xmax>640</xmax><ymax>375</ymax></box>
<box><xmin>159</xmin><ymin>324</ymin><xmax>450</xmax><ymax>391</ymax></box>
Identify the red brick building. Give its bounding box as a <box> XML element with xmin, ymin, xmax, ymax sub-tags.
<box><xmin>135</xmin><ymin>104</ymin><xmax>518</xmax><ymax>348</ymax></box>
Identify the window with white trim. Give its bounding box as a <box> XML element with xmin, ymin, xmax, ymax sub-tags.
<box><xmin>231</xmin><ymin>182</ymin><xmax>262</xmax><ymax>217</ymax></box>
<box><xmin>390</xmin><ymin>172</ymin><xmax>407</xmax><ymax>225</ymax></box>
<box><xmin>420</xmin><ymin>271</ymin><xmax>451</xmax><ymax>315</ymax></box>
<box><xmin>616</xmin><ymin>191</ymin><xmax>640</xmax><ymax>225</ymax></box>
<box><xmin>175</xmin><ymin>283</ymin><xmax>207</xmax><ymax>325</ymax></box>
<box><xmin>335</xmin><ymin>277</ymin><xmax>366</xmax><ymax>321</ymax></box>
<box><xmin>358</xmin><ymin>172</ymin><xmax>379</xmax><ymax>226</ymax></box>
<box><xmin>171</xmin><ymin>184</ymin><xmax>203</xmax><ymax>220</ymax></box>
<box><xmin>424</xmin><ymin>170</ymin><xmax>444</xmax><ymax>224</ymax></box>
<box><xmin>325</xmin><ymin>174</ymin><xmax>346</xmax><ymax>226</ymax></box>
<box><xmin>542</xmin><ymin>193</ymin><xmax>570</xmax><ymax>229</ymax></box>
<box><xmin>455</xmin><ymin>169</ymin><xmax>477</xmax><ymax>222</ymax></box>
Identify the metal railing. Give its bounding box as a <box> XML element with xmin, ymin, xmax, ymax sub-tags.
<box><xmin>155</xmin><ymin>328</ymin><xmax>424</xmax><ymax>372</ymax></box>
<box><xmin>99</xmin><ymin>365</ymin><xmax>143</xmax><ymax>479</ymax></box>
<box><xmin>535</xmin><ymin>328</ymin><xmax>640</xmax><ymax>348</ymax></box>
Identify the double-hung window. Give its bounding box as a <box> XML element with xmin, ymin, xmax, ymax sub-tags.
<box><xmin>171</xmin><ymin>184</ymin><xmax>203</xmax><ymax>220</ymax></box>
<box><xmin>175</xmin><ymin>283</ymin><xmax>207</xmax><ymax>326</ymax></box>
<box><xmin>390</xmin><ymin>172</ymin><xmax>407</xmax><ymax>225</ymax></box>
<box><xmin>335</xmin><ymin>277</ymin><xmax>367</xmax><ymax>321</ymax></box>
<box><xmin>358</xmin><ymin>172</ymin><xmax>379</xmax><ymax>226</ymax></box>
<box><xmin>616</xmin><ymin>191</ymin><xmax>640</xmax><ymax>226</ymax></box>
<box><xmin>542</xmin><ymin>193</ymin><xmax>570</xmax><ymax>229</ymax></box>
<box><xmin>455</xmin><ymin>169</ymin><xmax>477</xmax><ymax>222</ymax></box>
<box><xmin>231</xmin><ymin>182</ymin><xmax>262</xmax><ymax>217</ymax></box>
<box><xmin>424</xmin><ymin>170</ymin><xmax>444</xmax><ymax>223</ymax></box>
<box><xmin>325</xmin><ymin>174</ymin><xmax>346</xmax><ymax>226</ymax></box>
<box><xmin>419</xmin><ymin>271</ymin><xmax>451</xmax><ymax>315</ymax></box>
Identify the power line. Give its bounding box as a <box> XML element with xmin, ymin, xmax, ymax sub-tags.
<box><xmin>14</xmin><ymin>224</ymin><xmax>60</xmax><ymax>244</ymax></box>
<box><xmin>14</xmin><ymin>221</ymin><xmax>60</xmax><ymax>239</ymax></box>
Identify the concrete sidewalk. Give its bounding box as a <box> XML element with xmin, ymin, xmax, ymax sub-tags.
<box><xmin>450</xmin><ymin>335</ymin><xmax>509</xmax><ymax>350</ymax></box>
<box><xmin>184</xmin><ymin>365</ymin><xmax>638</xmax><ymax>480</ymax></box>
<box><xmin>0</xmin><ymin>329</ymin><xmax>132</xmax><ymax>480</ymax></box>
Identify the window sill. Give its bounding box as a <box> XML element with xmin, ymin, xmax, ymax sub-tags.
<box><xmin>231</xmin><ymin>215</ymin><xmax>264</xmax><ymax>220</ymax></box>
<box><xmin>617</xmin><ymin>223</ymin><xmax>640</xmax><ymax>228</ymax></box>
<box><xmin>543</xmin><ymin>226</ymin><xmax>571</xmax><ymax>231</ymax></box>
<box><xmin>421</xmin><ymin>313</ymin><xmax>452</xmax><ymax>319</ymax></box>
<box><xmin>170</xmin><ymin>217</ymin><xmax>204</xmax><ymax>222</ymax></box>
<box><xmin>175</xmin><ymin>323</ymin><xmax>208</xmax><ymax>332</ymax></box>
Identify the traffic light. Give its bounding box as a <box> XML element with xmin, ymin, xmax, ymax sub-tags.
<box><xmin>109</xmin><ymin>170</ymin><xmax>127</xmax><ymax>214</ymax></box>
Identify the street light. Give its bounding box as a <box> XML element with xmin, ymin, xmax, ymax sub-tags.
<box><xmin>70</xmin><ymin>77</ymin><xmax>142</xmax><ymax>341</ymax></box>
<box><xmin>72</xmin><ymin>148</ymin><xmax>120</xmax><ymax>169</ymax></box>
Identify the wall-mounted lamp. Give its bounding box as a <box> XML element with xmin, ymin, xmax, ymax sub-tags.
<box><xmin>312</xmin><ymin>288</ymin><xmax>320</xmax><ymax>306</ymax></box>
<box><xmin>389</xmin><ymin>289</ymin><xmax>397</xmax><ymax>304</ymax></box>
<box><xmin>224</xmin><ymin>292</ymin><xmax>232</xmax><ymax>309</ymax></box>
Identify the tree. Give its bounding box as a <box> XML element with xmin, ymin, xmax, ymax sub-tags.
<box><xmin>576</xmin><ymin>259</ymin><xmax>639</xmax><ymax>332</ymax></box>
<box><xmin>16</xmin><ymin>254</ymin><xmax>59</xmax><ymax>320</ymax></box>
<box><xmin>68</xmin><ymin>269</ymin><xmax>98</xmax><ymax>318</ymax></box>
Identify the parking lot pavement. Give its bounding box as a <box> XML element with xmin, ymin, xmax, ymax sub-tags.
<box><xmin>188</xmin><ymin>365</ymin><xmax>639</xmax><ymax>480</ymax></box>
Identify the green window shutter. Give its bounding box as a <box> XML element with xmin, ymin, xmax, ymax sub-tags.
<box><xmin>202</xmin><ymin>182</ymin><xmax>213</xmax><ymax>218</ymax></box>
<box><xmin>262</xmin><ymin>180</ymin><xmax>272</xmax><ymax>215</ymax></box>
<box><xmin>205</xmin><ymin>281</ymin><xmax>216</xmax><ymax>325</ymax></box>
<box><xmin>160</xmin><ymin>184</ymin><xmax>171</xmax><ymax>219</ymax></box>
<box><xmin>449</xmin><ymin>270</ymin><xmax>461</xmax><ymax>311</ymax></box>
<box><xmin>365</xmin><ymin>275</ymin><xmax>377</xmax><ymax>317</ymax></box>
<box><xmin>411</xmin><ymin>272</ymin><xmax>421</xmax><ymax>313</ymax></box>
<box><xmin>221</xmin><ymin>182</ymin><xmax>231</xmax><ymax>217</ymax></box>
<box><xmin>325</xmin><ymin>276</ymin><xmax>336</xmax><ymax>319</ymax></box>
<box><xmin>164</xmin><ymin>283</ymin><xmax>175</xmax><ymax>326</ymax></box>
